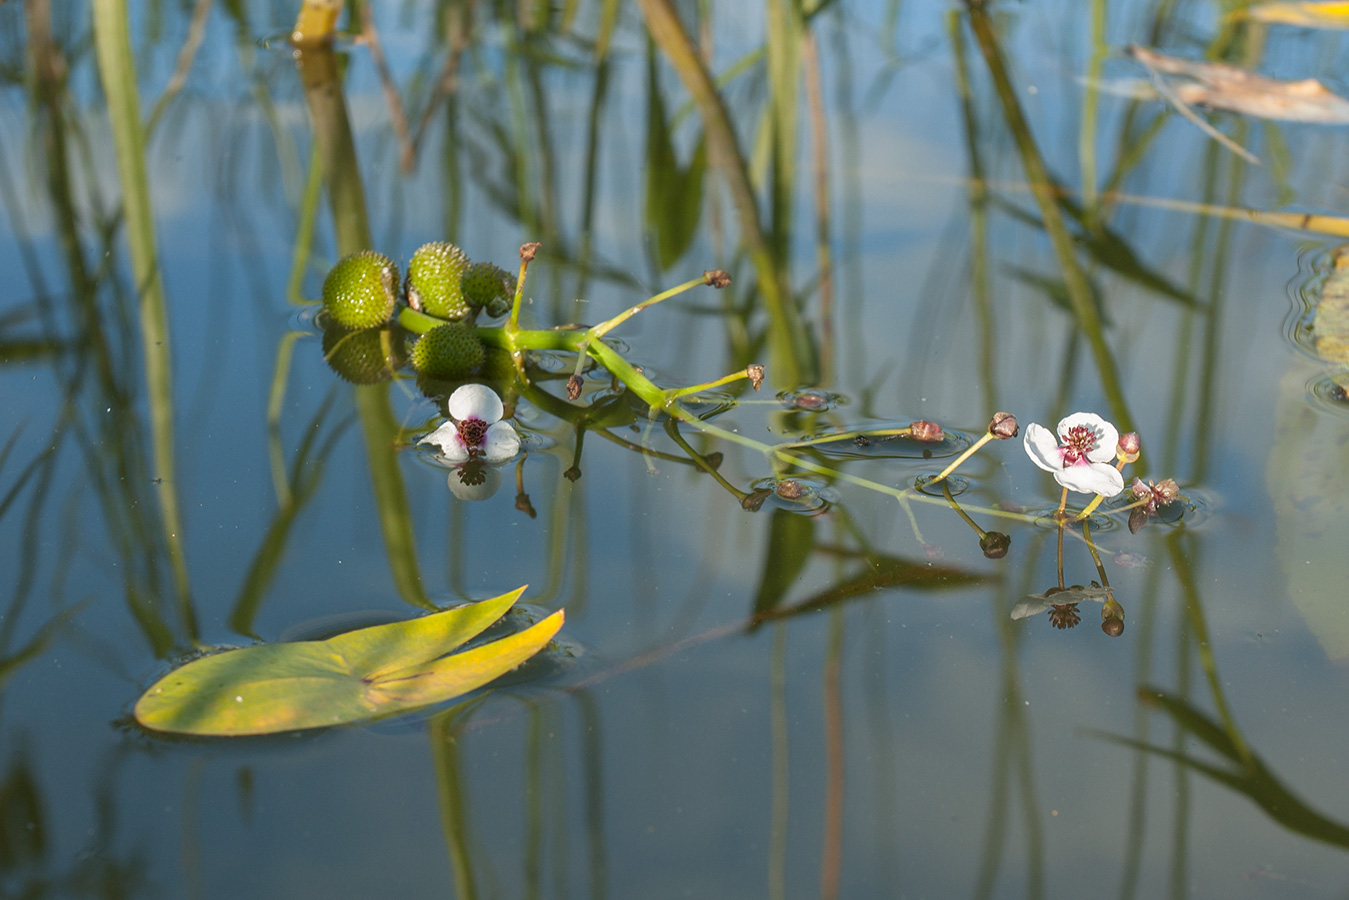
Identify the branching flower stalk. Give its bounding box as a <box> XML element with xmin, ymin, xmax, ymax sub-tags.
<box><xmin>566</xmin><ymin>269</ymin><xmax>732</xmax><ymax>398</ymax></box>
<box><xmin>391</xmin><ymin>251</ymin><xmax>1067</xmax><ymax>527</ymax></box>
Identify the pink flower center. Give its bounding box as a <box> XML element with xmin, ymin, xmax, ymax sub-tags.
<box><xmin>1059</xmin><ymin>424</ymin><xmax>1097</xmax><ymax>466</ymax></box>
<box><xmin>457</xmin><ymin>417</ymin><xmax>489</xmax><ymax>455</ymax></box>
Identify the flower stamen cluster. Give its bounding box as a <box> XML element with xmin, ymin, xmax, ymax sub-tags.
<box><xmin>1023</xmin><ymin>412</ymin><xmax>1125</xmax><ymax>499</ymax></box>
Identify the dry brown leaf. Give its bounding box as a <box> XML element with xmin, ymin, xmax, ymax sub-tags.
<box><xmin>1130</xmin><ymin>45</ymin><xmax>1349</xmax><ymax>123</ymax></box>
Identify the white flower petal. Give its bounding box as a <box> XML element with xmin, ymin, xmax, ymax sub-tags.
<box><xmin>1056</xmin><ymin>412</ymin><xmax>1119</xmax><ymax>464</ymax></box>
<box><xmin>446</xmin><ymin>464</ymin><xmax>502</xmax><ymax>501</ymax></box>
<box><xmin>482</xmin><ymin>421</ymin><xmax>521</xmax><ymax>461</ymax></box>
<box><xmin>1053</xmin><ymin>460</ymin><xmax>1124</xmax><ymax>497</ymax></box>
<box><xmin>420</xmin><ymin>422</ymin><xmax>469</xmax><ymax>461</ymax></box>
<box><xmin>1023</xmin><ymin>422</ymin><xmax>1063</xmax><ymax>473</ymax></box>
<box><xmin>447</xmin><ymin>383</ymin><xmax>504</xmax><ymax>424</ymax></box>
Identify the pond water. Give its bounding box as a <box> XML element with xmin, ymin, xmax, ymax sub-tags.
<box><xmin>3</xmin><ymin>0</ymin><xmax>1349</xmax><ymax>897</ymax></box>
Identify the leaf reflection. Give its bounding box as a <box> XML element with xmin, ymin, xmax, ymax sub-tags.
<box><xmin>1094</xmin><ymin>688</ymin><xmax>1349</xmax><ymax>850</ymax></box>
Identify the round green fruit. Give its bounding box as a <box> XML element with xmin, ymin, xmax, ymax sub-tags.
<box><xmin>322</xmin><ymin>251</ymin><xmax>399</xmax><ymax>330</ymax></box>
<box><xmin>410</xmin><ymin>321</ymin><xmax>486</xmax><ymax>380</ymax></box>
<box><xmin>462</xmin><ymin>261</ymin><xmax>515</xmax><ymax>316</ymax></box>
<box><xmin>406</xmin><ymin>242</ymin><xmax>472</xmax><ymax>320</ymax></box>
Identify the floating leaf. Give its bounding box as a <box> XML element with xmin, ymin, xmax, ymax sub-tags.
<box><xmin>1268</xmin><ymin>366</ymin><xmax>1349</xmax><ymax>660</ymax></box>
<box><xmin>135</xmin><ymin>587</ymin><xmax>564</xmax><ymax>736</ymax></box>
<box><xmin>1313</xmin><ymin>246</ymin><xmax>1349</xmax><ymax>364</ymax></box>
<box><xmin>1247</xmin><ymin>1</ymin><xmax>1349</xmax><ymax>28</ymax></box>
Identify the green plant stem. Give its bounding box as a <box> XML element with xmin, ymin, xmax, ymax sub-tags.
<box><xmin>665</xmin><ymin>368</ymin><xmax>755</xmax><ymax>402</ymax></box>
<box><xmin>1056</xmin><ymin>520</ymin><xmax>1065</xmax><ymax>589</ymax></box>
<box><xmin>942</xmin><ymin>480</ymin><xmax>986</xmax><ymax>539</ymax></box>
<box><xmin>1081</xmin><ymin>518</ymin><xmax>1111</xmax><ymax>588</ymax></box>
<box><xmin>399</xmin><ymin>314</ymin><xmax>1044</xmax><ymax>525</ymax></box>
<box><xmin>777</xmin><ymin>425</ymin><xmax>918</xmax><ymax>450</ymax></box>
<box><xmin>929</xmin><ymin>431</ymin><xmax>992</xmax><ymax>484</ymax></box>
<box><xmin>570</xmin><ymin>274</ymin><xmax>712</xmax><ymax>380</ymax></box>
<box><xmin>508</xmin><ymin>251</ymin><xmax>532</xmax><ymax>333</ymax></box>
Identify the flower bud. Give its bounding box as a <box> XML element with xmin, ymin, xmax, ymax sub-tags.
<box><xmin>988</xmin><ymin>412</ymin><xmax>1018</xmax><ymax>439</ymax></box>
<box><xmin>910</xmin><ymin>420</ymin><xmax>944</xmax><ymax>442</ymax></box>
<box><xmin>741</xmin><ymin>488</ymin><xmax>771</xmax><ymax>511</ymax></box>
<box><xmin>704</xmin><ymin>269</ymin><xmax>732</xmax><ymax>289</ymax></box>
<box><xmin>1116</xmin><ymin>431</ymin><xmax>1141</xmax><ymax>463</ymax></box>
<box><xmin>746</xmin><ymin>364</ymin><xmax>765</xmax><ymax>391</ymax></box>
<box><xmin>979</xmin><ymin>531</ymin><xmax>1011</xmax><ymax>559</ymax></box>
<box><xmin>791</xmin><ymin>391</ymin><xmax>829</xmax><ymax>411</ymax></box>
<box><xmin>775</xmin><ymin>479</ymin><xmax>805</xmax><ymax>500</ymax></box>
<box><xmin>1101</xmin><ymin>615</ymin><xmax>1125</xmax><ymax>636</ymax></box>
<box><xmin>567</xmin><ymin>374</ymin><xmax>583</xmax><ymax>401</ymax></box>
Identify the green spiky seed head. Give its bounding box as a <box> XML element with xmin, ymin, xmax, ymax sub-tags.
<box><xmin>410</xmin><ymin>321</ymin><xmax>485</xmax><ymax>380</ymax></box>
<box><xmin>406</xmin><ymin>241</ymin><xmax>473</xmax><ymax>320</ymax></box>
<box><xmin>322</xmin><ymin>324</ymin><xmax>405</xmax><ymax>385</ymax></box>
<box><xmin>322</xmin><ymin>251</ymin><xmax>399</xmax><ymax>330</ymax></box>
<box><xmin>462</xmin><ymin>261</ymin><xmax>515</xmax><ymax>316</ymax></box>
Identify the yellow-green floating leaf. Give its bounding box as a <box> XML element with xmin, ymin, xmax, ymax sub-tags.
<box><xmin>135</xmin><ymin>587</ymin><xmax>563</xmax><ymax>736</ymax></box>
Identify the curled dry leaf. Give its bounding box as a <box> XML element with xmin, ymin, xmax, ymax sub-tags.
<box><xmin>1130</xmin><ymin>45</ymin><xmax>1349</xmax><ymax>123</ymax></box>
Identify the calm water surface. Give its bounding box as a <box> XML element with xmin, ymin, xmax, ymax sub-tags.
<box><xmin>3</xmin><ymin>1</ymin><xmax>1349</xmax><ymax>897</ymax></box>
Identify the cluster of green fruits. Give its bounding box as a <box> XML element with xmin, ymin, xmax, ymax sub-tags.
<box><xmin>320</xmin><ymin>242</ymin><xmax>516</xmax><ymax>382</ymax></box>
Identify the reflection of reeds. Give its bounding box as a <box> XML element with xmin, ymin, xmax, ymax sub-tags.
<box><xmin>93</xmin><ymin>0</ymin><xmax>197</xmax><ymax>639</ymax></box>
<box><xmin>963</xmin><ymin>3</ymin><xmax>1135</xmax><ymax>435</ymax></box>
<box><xmin>297</xmin><ymin>44</ymin><xmax>433</xmax><ymax>610</ymax></box>
<box><xmin>8</xmin><ymin>3</ymin><xmax>195</xmax><ymax>655</ymax></box>
<box><xmin>637</xmin><ymin>0</ymin><xmax>814</xmax><ymax>385</ymax></box>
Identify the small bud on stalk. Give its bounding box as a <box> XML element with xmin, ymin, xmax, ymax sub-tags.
<box><xmin>910</xmin><ymin>420</ymin><xmax>944</xmax><ymax>443</ymax></box>
<box><xmin>1116</xmin><ymin>432</ymin><xmax>1141</xmax><ymax>464</ymax></box>
<box><xmin>989</xmin><ymin>412</ymin><xmax>1018</xmax><ymax>439</ymax></box>
<box><xmin>979</xmin><ymin>531</ymin><xmax>1011</xmax><ymax>559</ymax></box>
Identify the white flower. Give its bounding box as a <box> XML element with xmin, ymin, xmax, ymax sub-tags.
<box><xmin>1023</xmin><ymin>412</ymin><xmax>1125</xmax><ymax>497</ymax></box>
<box><xmin>420</xmin><ymin>384</ymin><xmax>520</xmax><ymax>462</ymax></box>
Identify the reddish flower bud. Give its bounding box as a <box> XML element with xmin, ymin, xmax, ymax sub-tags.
<box><xmin>988</xmin><ymin>412</ymin><xmax>1018</xmax><ymax>439</ymax></box>
<box><xmin>1116</xmin><ymin>431</ymin><xmax>1141</xmax><ymax>463</ymax></box>
<box><xmin>910</xmin><ymin>420</ymin><xmax>944</xmax><ymax>442</ymax></box>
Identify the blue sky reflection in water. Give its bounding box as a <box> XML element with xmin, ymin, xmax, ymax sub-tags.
<box><xmin>2</xmin><ymin>0</ymin><xmax>1349</xmax><ymax>897</ymax></box>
